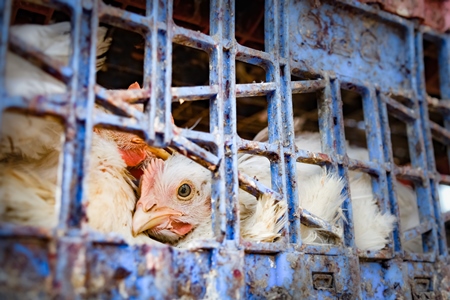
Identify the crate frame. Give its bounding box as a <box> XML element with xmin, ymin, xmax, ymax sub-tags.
<box><xmin>0</xmin><ymin>0</ymin><xmax>449</xmax><ymax>298</ymax></box>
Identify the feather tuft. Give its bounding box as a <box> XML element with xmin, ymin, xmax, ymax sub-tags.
<box><xmin>299</xmin><ymin>172</ymin><xmax>345</xmax><ymax>244</ymax></box>
<box><xmin>241</xmin><ymin>194</ymin><xmax>287</xmax><ymax>242</ymax></box>
<box><xmin>140</xmin><ymin>158</ymin><xmax>165</xmax><ymax>197</ymax></box>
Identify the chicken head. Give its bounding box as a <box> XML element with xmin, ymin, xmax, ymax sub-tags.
<box><xmin>132</xmin><ymin>154</ymin><xmax>212</xmax><ymax>244</ymax></box>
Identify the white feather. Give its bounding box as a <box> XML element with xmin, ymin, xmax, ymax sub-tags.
<box><xmin>299</xmin><ymin>173</ymin><xmax>346</xmax><ymax>245</ymax></box>
<box><xmin>349</xmin><ymin>174</ymin><xmax>397</xmax><ymax>251</ymax></box>
<box><xmin>240</xmin><ymin>193</ymin><xmax>287</xmax><ymax>242</ymax></box>
<box><xmin>0</xmin><ymin>150</ymin><xmax>60</xmax><ymax>228</ymax></box>
<box><xmin>237</xmin><ymin>153</ymin><xmax>345</xmax><ymax>245</ymax></box>
<box><xmin>395</xmin><ymin>181</ymin><xmax>422</xmax><ymax>252</ymax></box>
<box><xmin>0</xmin><ymin>112</ymin><xmax>64</xmax><ymax>160</ymax></box>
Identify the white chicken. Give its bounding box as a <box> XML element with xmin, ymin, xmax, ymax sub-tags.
<box><xmin>131</xmin><ymin>154</ymin><xmax>288</xmax><ymax>247</ymax></box>
<box><xmin>132</xmin><ymin>131</ymin><xmax>419</xmax><ymax>252</ymax></box>
<box><xmin>0</xmin><ymin>22</ymin><xmax>161</xmax><ymax>245</ymax></box>
<box><xmin>290</xmin><ymin>132</ymin><xmax>420</xmax><ymax>251</ymax></box>
<box><xmin>253</xmin><ymin>131</ymin><xmax>419</xmax><ymax>251</ymax></box>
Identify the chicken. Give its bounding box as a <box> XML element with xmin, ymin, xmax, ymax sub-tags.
<box><xmin>132</xmin><ymin>131</ymin><xmax>417</xmax><ymax>252</ymax></box>
<box><xmin>281</xmin><ymin>132</ymin><xmax>418</xmax><ymax>251</ymax></box>
<box><xmin>253</xmin><ymin>131</ymin><xmax>418</xmax><ymax>251</ymax></box>
<box><xmin>94</xmin><ymin>81</ymin><xmax>170</xmax><ymax>179</ymax></box>
<box><xmin>0</xmin><ymin>131</ymin><xmax>158</xmax><ymax>244</ymax></box>
<box><xmin>0</xmin><ymin>22</ymin><xmax>162</xmax><ymax>245</ymax></box>
<box><xmin>131</xmin><ymin>154</ymin><xmax>287</xmax><ymax>247</ymax></box>
<box><xmin>292</xmin><ymin>132</ymin><xmax>418</xmax><ymax>251</ymax></box>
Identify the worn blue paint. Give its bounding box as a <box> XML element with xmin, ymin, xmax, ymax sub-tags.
<box><xmin>359</xmin><ymin>261</ymin><xmax>408</xmax><ymax>298</ymax></box>
<box><xmin>289</xmin><ymin>0</ymin><xmax>413</xmax><ymax>95</ymax></box>
<box><xmin>0</xmin><ymin>0</ymin><xmax>449</xmax><ymax>298</ymax></box>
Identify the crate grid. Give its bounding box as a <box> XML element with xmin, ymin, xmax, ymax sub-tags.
<box><xmin>1</xmin><ymin>0</ymin><xmax>450</xmax><ymax>298</ymax></box>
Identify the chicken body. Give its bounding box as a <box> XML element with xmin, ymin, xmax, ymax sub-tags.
<box><xmin>86</xmin><ymin>133</ymin><xmax>157</xmax><ymax>244</ymax></box>
<box><xmin>0</xmin><ymin>132</ymin><xmax>155</xmax><ymax>244</ymax></box>
<box><xmin>0</xmin><ymin>149</ymin><xmax>61</xmax><ymax>227</ymax></box>
<box><xmin>291</xmin><ymin>132</ymin><xmax>418</xmax><ymax>251</ymax></box>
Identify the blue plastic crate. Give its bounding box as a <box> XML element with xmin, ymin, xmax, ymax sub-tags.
<box><xmin>0</xmin><ymin>0</ymin><xmax>449</xmax><ymax>298</ymax></box>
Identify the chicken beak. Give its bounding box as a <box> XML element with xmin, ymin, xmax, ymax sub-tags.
<box><xmin>146</xmin><ymin>146</ymin><xmax>170</xmax><ymax>160</ymax></box>
<box><xmin>132</xmin><ymin>205</ymin><xmax>182</xmax><ymax>236</ymax></box>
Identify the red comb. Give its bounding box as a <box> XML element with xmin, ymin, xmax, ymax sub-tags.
<box><xmin>128</xmin><ymin>82</ymin><xmax>141</xmax><ymax>90</ymax></box>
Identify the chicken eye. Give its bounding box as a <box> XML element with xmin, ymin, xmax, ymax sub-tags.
<box><xmin>177</xmin><ymin>183</ymin><xmax>193</xmax><ymax>200</ymax></box>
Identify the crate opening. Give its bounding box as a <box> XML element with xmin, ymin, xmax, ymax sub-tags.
<box><xmin>0</xmin><ymin>109</ymin><xmax>65</xmax><ymax>229</ymax></box>
<box><xmin>390</xmin><ymin>94</ymin><xmax>415</xmax><ymax>109</ymax></box>
<box><xmin>172</xmin><ymin>44</ymin><xmax>209</xmax><ymax>87</ymax></box>
<box><xmin>423</xmin><ymin>39</ymin><xmax>441</xmax><ymax>99</ymax></box>
<box><xmin>439</xmin><ymin>183</ymin><xmax>450</xmax><ymax>251</ymax></box>
<box><xmin>347</xmin><ymin>171</ymin><xmax>397</xmax><ymax>252</ymax></box>
<box><xmin>102</xmin><ymin>0</ymin><xmax>146</xmax><ymax>16</ymax></box>
<box><xmin>434</xmin><ymin>142</ymin><xmax>450</xmax><ymax>252</ymax></box>
<box><xmin>341</xmin><ymin>89</ymin><xmax>368</xmax><ymax>158</ymax></box>
<box><xmin>96</xmin><ymin>25</ymin><xmax>143</xmax><ymax>90</ymax></box>
<box><xmin>237</xmin><ymin>96</ymin><xmax>268</xmax><ymax>140</ymax></box>
<box><xmin>173</xmin><ymin>0</ymin><xmax>210</xmax><ymax>34</ymax></box>
<box><xmin>444</xmin><ymin>215</ymin><xmax>450</xmax><ymax>252</ymax></box>
<box><xmin>428</xmin><ymin>105</ymin><xmax>445</xmax><ymax>127</ymax></box>
<box><xmin>433</xmin><ymin>139</ymin><xmax>449</xmax><ymax>175</ymax></box>
<box><xmin>396</xmin><ymin>179</ymin><xmax>423</xmax><ymax>253</ymax></box>
<box><xmin>12</xmin><ymin>0</ymin><xmax>71</xmax><ymax>25</ymax></box>
<box><xmin>388</xmin><ymin>114</ymin><xmax>411</xmax><ymax>166</ymax></box>
<box><xmin>172</xmin><ymin>99</ymin><xmax>210</xmax><ymax>133</ymax></box>
<box><xmin>440</xmin><ymin>184</ymin><xmax>450</xmax><ymax>214</ymax></box>
<box><xmin>236</xmin><ymin>61</ymin><xmax>266</xmax><ymax>84</ymax></box>
<box><xmin>14</xmin><ymin>8</ymin><xmax>47</xmax><ymax>24</ymax></box>
<box><xmin>235</xmin><ymin>0</ymin><xmax>265</xmax><ymax>51</ymax></box>
<box><xmin>296</xmin><ymin>164</ymin><xmax>345</xmax><ymax>247</ymax></box>
<box><xmin>292</xmin><ymin>92</ymin><xmax>319</xmax><ymax>134</ymax></box>
<box><xmin>291</xmin><ymin>69</ymin><xmax>322</xmax><ymax>81</ymax></box>
<box><xmin>171</xmin><ymin>44</ymin><xmax>210</xmax><ymax>133</ymax></box>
